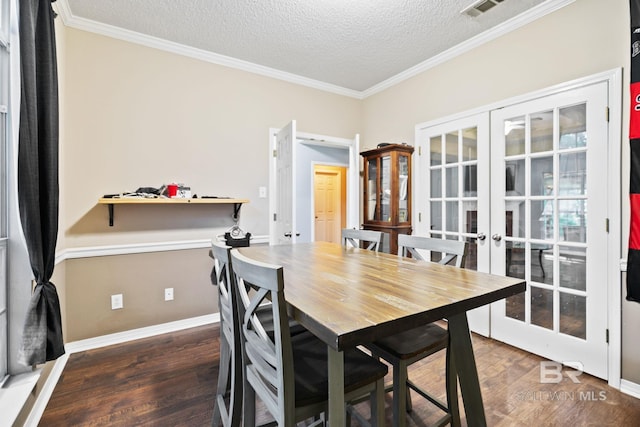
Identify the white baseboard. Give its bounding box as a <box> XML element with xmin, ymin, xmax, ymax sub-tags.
<box><xmin>620</xmin><ymin>379</ymin><xmax>640</xmax><ymax>400</ymax></box>
<box><xmin>25</xmin><ymin>314</ymin><xmax>221</xmax><ymax>427</ymax></box>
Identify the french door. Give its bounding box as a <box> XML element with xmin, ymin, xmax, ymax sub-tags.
<box><xmin>416</xmin><ymin>81</ymin><xmax>610</xmax><ymax>379</ymax></box>
<box><xmin>415</xmin><ymin>112</ymin><xmax>491</xmax><ymax>336</ymax></box>
<box><xmin>490</xmin><ymin>82</ymin><xmax>609</xmax><ymax>379</ymax></box>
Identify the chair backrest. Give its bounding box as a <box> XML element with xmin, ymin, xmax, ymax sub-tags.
<box><xmin>341</xmin><ymin>228</ymin><xmax>383</xmax><ymax>251</ymax></box>
<box><xmin>230</xmin><ymin>250</ymin><xmax>294</xmax><ymax>426</ymax></box>
<box><xmin>210</xmin><ymin>241</ymin><xmax>242</xmax><ymax>427</ymax></box>
<box><xmin>211</xmin><ymin>242</ymin><xmax>237</xmax><ymax>345</ymax></box>
<box><xmin>398</xmin><ymin>234</ymin><xmax>468</xmax><ymax>268</ymax></box>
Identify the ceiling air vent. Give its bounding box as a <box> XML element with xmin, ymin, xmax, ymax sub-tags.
<box><xmin>461</xmin><ymin>0</ymin><xmax>505</xmax><ymax>18</ymax></box>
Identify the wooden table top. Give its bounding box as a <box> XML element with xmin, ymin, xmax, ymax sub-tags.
<box><xmin>237</xmin><ymin>242</ymin><xmax>525</xmax><ymax>351</ymax></box>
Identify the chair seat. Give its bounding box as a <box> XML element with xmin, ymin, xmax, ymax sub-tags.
<box><xmin>290</xmin><ymin>331</ymin><xmax>389</xmax><ymax>408</ymax></box>
<box><xmin>255</xmin><ymin>305</ymin><xmax>307</xmax><ymax>337</ymax></box>
<box><xmin>371</xmin><ymin>323</ymin><xmax>448</xmax><ymax>360</ymax></box>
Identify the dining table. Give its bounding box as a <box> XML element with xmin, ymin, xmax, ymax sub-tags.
<box><xmin>236</xmin><ymin>241</ymin><xmax>526</xmax><ymax>427</ymax></box>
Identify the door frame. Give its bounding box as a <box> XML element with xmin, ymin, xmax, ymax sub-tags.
<box><xmin>413</xmin><ymin>68</ymin><xmax>622</xmax><ymax>388</ymax></box>
<box><xmin>269</xmin><ymin>127</ymin><xmax>360</xmax><ymax>245</ymax></box>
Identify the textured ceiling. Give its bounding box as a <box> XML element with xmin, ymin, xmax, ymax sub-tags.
<box><xmin>61</xmin><ymin>0</ymin><xmax>551</xmax><ymax>93</ymax></box>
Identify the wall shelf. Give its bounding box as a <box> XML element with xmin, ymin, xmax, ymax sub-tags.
<box><xmin>98</xmin><ymin>197</ymin><xmax>249</xmax><ymax>226</ymax></box>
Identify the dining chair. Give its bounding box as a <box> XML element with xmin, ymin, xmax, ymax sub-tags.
<box><xmin>366</xmin><ymin>234</ymin><xmax>468</xmax><ymax>427</ymax></box>
<box><xmin>210</xmin><ymin>242</ymin><xmax>243</xmax><ymax>427</ymax></box>
<box><xmin>209</xmin><ymin>242</ymin><xmax>308</xmax><ymax>427</ymax></box>
<box><xmin>230</xmin><ymin>249</ymin><xmax>388</xmax><ymax>427</ymax></box>
<box><xmin>341</xmin><ymin>228</ymin><xmax>383</xmax><ymax>251</ymax></box>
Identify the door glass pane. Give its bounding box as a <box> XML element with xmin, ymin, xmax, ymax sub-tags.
<box><xmin>381</xmin><ymin>156</ymin><xmax>390</xmax><ymax>221</ymax></box>
<box><xmin>462</xmin><ymin>127</ymin><xmax>477</xmax><ymax>161</ymax></box>
<box><xmin>559</xmin><ymin>104</ymin><xmax>587</xmax><ymax>149</ymax></box>
<box><xmin>531</xmin><ymin>245</ymin><xmax>553</xmax><ymax>285</ymax></box>
<box><xmin>559</xmin><ymin>152</ymin><xmax>586</xmax><ymax>196</ymax></box>
<box><xmin>531</xmin><ymin>200</ymin><xmax>553</xmax><ymax>240</ymax></box>
<box><xmin>506</xmin><ymin>293</ymin><xmax>525</xmax><ymax>321</ymax></box>
<box><xmin>445</xmin><ymin>166</ymin><xmax>458</xmax><ymax>197</ymax></box>
<box><xmin>506</xmin><ymin>242</ymin><xmax>525</xmax><ymax>279</ymax></box>
<box><xmin>463</xmin><ymin>165</ymin><xmax>477</xmax><ymax>196</ymax></box>
<box><xmin>559</xmin><ymin>246</ymin><xmax>586</xmax><ymax>291</ymax></box>
<box><xmin>463</xmin><ymin>201</ymin><xmax>477</xmax><ymax>234</ymax></box>
<box><xmin>430</xmin><ymin>136</ymin><xmax>442</xmax><ymax>166</ymax></box>
<box><xmin>531</xmin><ymin>287</ymin><xmax>553</xmax><ymax>330</ymax></box>
<box><xmin>431</xmin><ymin>201</ymin><xmax>442</xmax><ymax>231</ymax></box>
<box><xmin>560</xmin><ymin>199</ymin><xmax>586</xmax><ymax>243</ymax></box>
<box><xmin>505</xmin><ymin>159</ymin><xmax>524</xmax><ymax>195</ymax></box>
<box><xmin>465</xmin><ymin>236</ymin><xmax>478</xmax><ymax>271</ymax></box>
<box><xmin>367</xmin><ymin>158</ymin><xmax>377</xmax><ymax>221</ymax></box>
<box><xmin>505</xmin><ymin>116</ymin><xmax>525</xmax><ymax>156</ymax></box>
<box><xmin>560</xmin><ymin>293</ymin><xmax>586</xmax><ymax>339</ymax></box>
<box><xmin>445</xmin><ymin>201</ymin><xmax>458</xmax><ymax>232</ymax></box>
<box><xmin>531</xmin><ymin>156</ymin><xmax>553</xmax><ymax>196</ymax></box>
<box><xmin>505</xmin><ymin>203</ymin><xmax>525</xmax><ymax>238</ymax></box>
<box><xmin>445</xmin><ymin>131</ymin><xmax>457</xmax><ymax>164</ymax></box>
<box><xmin>531</xmin><ymin>110</ymin><xmax>553</xmax><ymax>153</ymax></box>
<box><xmin>431</xmin><ymin>169</ymin><xmax>442</xmax><ymax>198</ymax></box>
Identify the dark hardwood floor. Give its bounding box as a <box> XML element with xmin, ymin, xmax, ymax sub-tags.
<box><xmin>39</xmin><ymin>323</ymin><xmax>640</xmax><ymax>426</ymax></box>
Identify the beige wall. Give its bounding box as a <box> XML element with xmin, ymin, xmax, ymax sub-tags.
<box><xmin>55</xmin><ymin>0</ymin><xmax>640</xmax><ymax>386</ymax></box>
<box><xmin>60</xmin><ymin>27</ymin><xmax>363</xmax><ymax>250</ymax></box>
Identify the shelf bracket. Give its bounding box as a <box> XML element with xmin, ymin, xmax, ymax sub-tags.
<box><xmin>232</xmin><ymin>203</ymin><xmax>242</xmax><ymax>222</ymax></box>
<box><xmin>108</xmin><ymin>203</ymin><xmax>114</xmax><ymax>227</ymax></box>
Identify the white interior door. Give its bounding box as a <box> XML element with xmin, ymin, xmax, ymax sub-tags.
<box><xmin>415</xmin><ymin>112</ymin><xmax>491</xmax><ymax>335</ymax></box>
<box><xmin>489</xmin><ymin>82</ymin><xmax>609</xmax><ymax>379</ymax></box>
<box><xmin>274</xmin><ymin>121</ymin><xmax>297</xmax><ymax>245</ymax></box>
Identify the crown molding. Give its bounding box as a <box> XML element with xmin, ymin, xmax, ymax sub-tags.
<box><xmin>55</xmin><ymin>0</ymin><xmax>574</xmax><ymax>100</ymax></box>
<box><xmin>362</xmin><ymin>0</ymin><xmax>576</xmax><ymax>98</ymax></box>
<box><xmin>53</xmin><ymin>0</ymin><xmax>364</xmax><ymax>99</ymax></box>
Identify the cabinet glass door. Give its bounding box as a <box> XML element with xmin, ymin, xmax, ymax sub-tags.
<box><xmin>398</xmin><ymin>154</ymin><xmax>410</xmax><ymax>223</ymax></box>
<box><xmin>380</xmin><ymin>155</ymin><xmax>391</xmax><ymax>222</ymax></box>
<box><xmin>367</xmin><ymin>158</ymin><xmax>377</xmax><ymax>221</ymax></box>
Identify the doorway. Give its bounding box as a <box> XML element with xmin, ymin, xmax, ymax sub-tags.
<box><xmin>313</xmin><ymin>165</ymin><xmax>347</xmax><ymax>244</ymax></box>
<box><xmin>269</xmin><ymin>121</ymin><xmax>359</xmax><ymax>245</ymax></box>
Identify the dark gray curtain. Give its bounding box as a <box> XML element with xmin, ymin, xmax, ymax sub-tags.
<box><xmin>17</xmin><ymin>0</ymin><xmax>64</xmax><ymax>366</ymax></box>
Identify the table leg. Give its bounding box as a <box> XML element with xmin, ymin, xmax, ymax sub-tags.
<box><xmin>448</xmin><ymin>313</ymin><xmax>487</xmax><ymax>427</ymax></box>
<box><xmin>328</xmin><ymin>346</ymin><xmax>346</xmax><ymax>426</ymax></box>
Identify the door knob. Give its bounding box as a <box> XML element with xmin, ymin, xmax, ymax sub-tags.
<box><xmin>477</xmin><ymin>232</ymin><xmax>486</xmax><ymax>241</ymax></box>
<box><xmin>492</xmin><ymin>233</ymin><xmax>502</xmax><ymax>242</ymax></box>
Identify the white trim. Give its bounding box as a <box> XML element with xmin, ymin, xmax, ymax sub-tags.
<box><xmin>54</xmin><ymin>0</ymin><xmax>574</xmax><ymax>99</ymax></box>
<box><xmin>54</xmin><ymin>235</ymin><xmax>270</xmax><ymax>264</ymax></box>
<box><xmin>25</xmin><ymin>314</ymin><xmax>220</xmax><ymax>426</ymax></box>
<box><xmin>0</xmin><ymin>370</ymin><xmax>42</xmax><ymax>427</ymax></box>
<box><xmin>606</xmin><ymin>68</ymin><xmax>623</xmax><ymax>390</ymax></box>
<box><xmin>620</xmin><ymin>379</ymin><xmax>640</xmax><ymax>400</ymax></box>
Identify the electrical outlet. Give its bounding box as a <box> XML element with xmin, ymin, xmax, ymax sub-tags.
<box><xmin>111</xmin><ymin>294</ymin><xmax>123</xmax><ymax>310</ymax></box>
<box><xmin>164</xmin><ymin>287</ymin><xmax>174</xmax><ymax>301</ymax></box>
<box><xmin>259</xmin><ymin>186</ymin><xmax>267</xmax><ymax>198</ymax></box>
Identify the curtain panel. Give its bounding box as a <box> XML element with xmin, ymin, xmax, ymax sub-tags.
<box><xmin>17</xmin><ymin>0</ymin><xmax>64</xmax><ymax>365</ymax></box>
